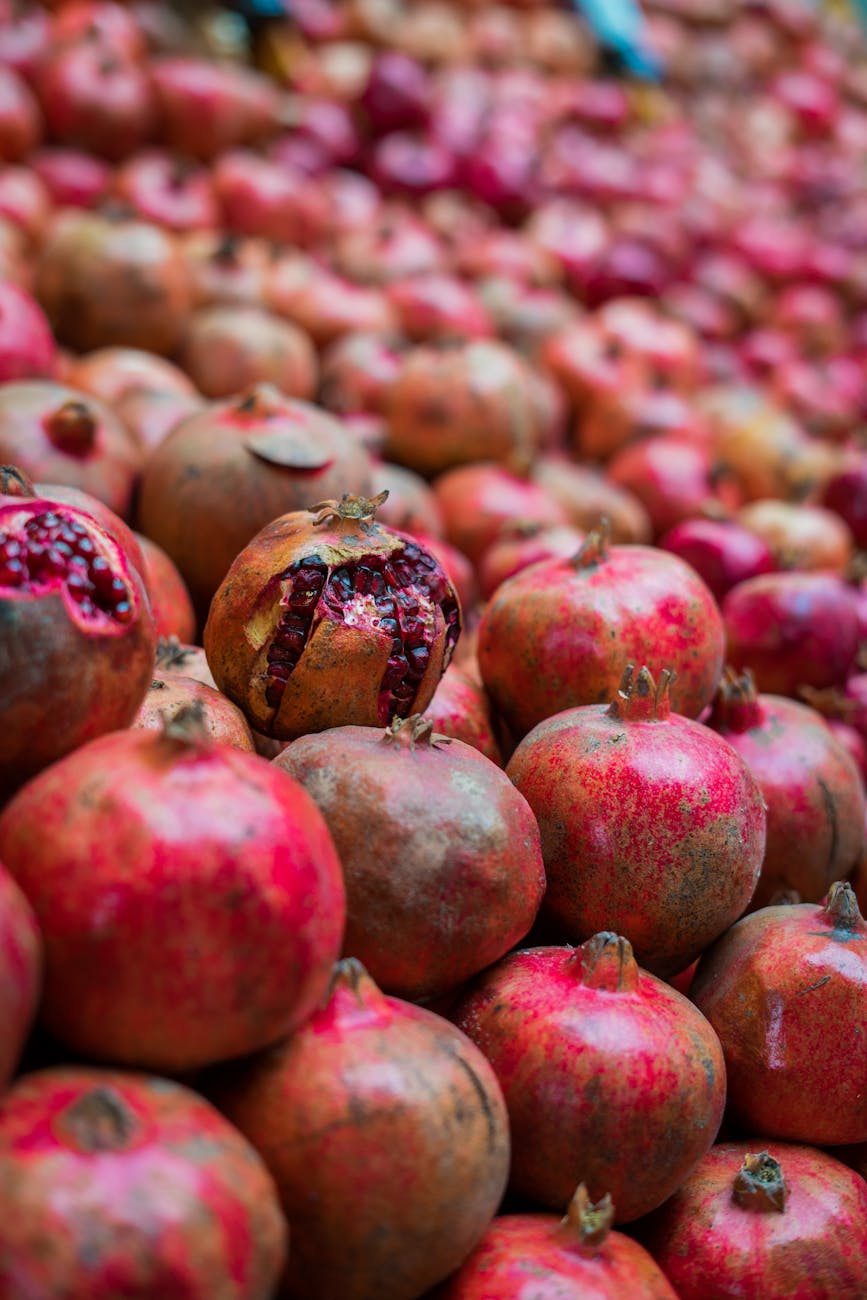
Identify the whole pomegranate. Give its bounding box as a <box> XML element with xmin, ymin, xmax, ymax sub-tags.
<box><xmin>178</xmin><ymin>305</ymin><xmax>317</xmax><ymax>402</ymax></box>
<box><xmin>507</xmin><ymin>666</ymin><xmax>766</xmax><ymax>976</ymax></box>
<box><xmin>449</xmin><ymin>936</ymin><xmax>725</xmax><ymax>1221</ymax></box>
<box><xmin>432</xmin><ymin>462</ymin><xmax>569</xmax><ymax>568</ymax></box>
<box><xmin>478</xmin><ymin>521</ymin><xmax>587</xmax><ymax>600</ymax></box>
<box><xmin>736</xmin><ymin>499</ymin><xmax>854</xmax><ymax>573</ymax></box>
<box><xmin>136</xmin><ymin>384</ymin><xmax>372</xmax><ymax>617</ymax></box>
<box><xmin>822</xmin><ymin>455</ymin><xmax>867</xmax><ymax>549</ymax></box>
<box><xmin>422</xmin><ymin>662</ymin><xmax>502</xmax><ymax>763</ymax></box>
<box><xmin>148</xmin><ymin>57</ymin><xmax>281</xmax><ymax>160</ymax></box>
<box><xmin>0</xmin><ymin>493</ymin><xmax>156</xmax><ymax>795</ymax></box>
<box><xmin>154</xmin><ymin>635</ymin><xmax>216</xmax><ymax>688</ymax></box>
<box><xmin>532</xmin><ymin>456</ymin><xmax>652</xmax><ymax>543</ymax></box>
<box><xmin>431</xmin><ymin>1185</ymin><xmax>678</xmax><ymax>1300</ymax></box>
<box><xmin>642</xmin><ymin>1144</ymin><xmax>867</xmax><ymax>1300</ymax></box>
<box><xmin>0</xmin><ymin>864</ymin><xmax>41</xmax><ymax>1089</ymax></box>
<box><xmin>0</xmin><ymin>282</ymin><xmax>56</xmax><ymax>384</ymax></box>
<box><xmin>33</xmin><ymin>43</ymin><xmax>156</xmax><ymax>160</ymax></box>
<box><xmin>709</xmin><ymin>670</ymin><xmax>865</xmax><ymax>907</ymax></box>
<box><xmin>114</xmin><ymin>386</ymin><xmax>204</xmax><ymax>456</ymax></box>
<box><xmin>691</xmin><ymin>882</ymin><xmax>867</xmax><ymax>1144</ymax></box>
<box><xmin>133</xmin><ymin>675</ymin><xmax>254</xmax><ymax>752</ymax></box>
<box><xmin>205</xmin><ymin>958</ymin><xmax>509</xmax><ymax>1300</ymax></box>
<box><xmin>0</xmin><ymin>381</ymin><xmax>142</xmax><ymax>519</ymax></box>
<box><xmin>65</xmin><ymin>346</ymin><xmax>197</xmax><ymax>407</ymax></box>
<box><xmin>204</xmin><ymin>492</ymin><xmax>461</xmax><ymax>740</ymax></box>
<box><xmin>0</xmin><ymin>1066</ymin><xmax>288</xmax><ymax>1298</ymax></box>
<box><xmin>134</xmin><ymin>532</ymin><xmax>195</xmax><ymax>643</ymax></box>
<box><xmin>112</xmin><ymin>150</ymin><xmax>220</xmax><ymax>232</ymax></box>
<box><xmin>29</xmin><ymin>146</ymin><xmax>110</xmax><ymax>208</ymax></box>
<box><xmin>275</xmin><ymin>713</ymin><xmax>544</xmax><ymax>1000</ymax></box>
<box><xmin>658</xmin><ymin>517</ymin><xmax>776</xmax><ymax>603</ymax></box>
<box><xmin>0</xmin><ymin>713</ymin><xmax>346</xmax><ymax>1070</ymax></box>
<box><xmin>369</xmin><ymin>460</ymin><xmax>444</xmax><ymax>538</ymax></box>
<box><xmin>478</xmin><ymin>527</ymin><xmax>725</xmax><ymax>740</ymax></box>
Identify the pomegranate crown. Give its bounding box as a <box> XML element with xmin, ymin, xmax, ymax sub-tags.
<box><xmin>310</xmin><ymin>490</ymin><xmax>389</xmax><ymax>530</ymax></box>
<box><xmin>607</xmin><ymin>664</ymin><xmax>675</xmax><ymax>722</ymax></box>
<box><xmin>556</xmin><ymin>1184</ymin><xmax>615</xmax><ymax>1254</ymax></box>
<box><xmin>732</xmin><ymin>1152</ymin><xmax>787</xmax><ymax>1214</ymax></box>
<box><xmin>382</xmin><ymin>713</ymin><xmax>452</xmax><ymax>753</ymax></box>
<box><xmin>571</xmin><ymin>517</ymin><xmax>610</xmax><ymax>570</ymax></box>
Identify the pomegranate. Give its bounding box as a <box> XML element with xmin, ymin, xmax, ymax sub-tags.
<box><xmin>0</xmin><ymin>66</ymin><xmax>41</xmax><ymax>161</ymax></box>
<box><xmin>182</xmin><ymin>232</ymin><xmax>271</xmax><ymax>310</ymax></box>
<box><xmin>735</xmin><ymin>499</ymin><xmax>854</xmax><ymax>572</ymax></box>
<box><xmin>276</xmin><ymin>713</ymin><xmax>543</xmax><ymax>999</ymax></box>
<box><xmin>642</xmin><ymin>1144</ymin><xmax>867</xmax><ymax>1300</ymax></box>
<box><xmin>0</xmin><ymin>165</ymin><xmax>50</xmax><ymax>246</ymax></box>
<box><xmin>0</xmin><ymin>493</ymin><xmax>156</xmax><ymax>795</ymax></box>
<box><xmin>318</xmin><ymin>331</ymin><xmax>406</xmax><ymax>416</ymax></box>
<box><xmin>65</xmin><ymin>346</ymin><xmax>196</xmax><ymax>407</ymax></box>
<box><xmin>136</xmin><ymin>384</ymin><xmax>372</xmax><ymax>616</ymax></box>
<box><xmin>0</xmin><ymin>282</ymin><xmax>56</xmax><ymax>384</ymax></box>
<box><xmin>30</xmin><ymin>146</ymin><xmax>110</xmax><ymax>208</ymax></box>
<box><xmin>35</xmin><ymin>209</ymin><xmax>193</xmax><ymax>355</ymax></box>
<box><xmin>134</xmin><ymin>532</ymin><xmax>195</xmax><ymax>643</ymax></box>
<box><xmin>691</xmin><ymin>882</ymin><xmax>867</xmax><ymax>1144</ymax></box>
<box><xmin>114</xmin><ymin>386</ymin><xmax>204</xmax><ymax>456</ymax></box>
<box><xmin>154</xmin><ymin>635</ymin><xmax>216</xmax><ymax>688</ymax></box>
<box><xmin>507</xmin><ymin>666</ymin><xmax>765</xmax><ymax>975</ymax></box>
<box><xmin>50</xmin><ymin>0</ymin><xmax>147</xmax><ymax>60</ymax></box>
<box><xmin>205</xmin><ymin>491</ymin><xmax>461</xmax><ymax>740</ymax></box>
<box><xmin>822</xmin><ymin>455</ymin><xmax>867</xmax><ymax>550</ymax></box>
<box><xmin>148</xmin><ymin>58</ymin><xmax>281</xmax><ymax>160</ymax></box>
<box><xmin>213</xmin><ymin>151</ymin><xmax>326</xmax><ymax>248</ymax></box>
<box><xmin>432</xmin><ymin>462</ymin><xmax>569</xmax><ymax>568</ymax></box>
<box><xmin>478</xmin><ymin>527</ymin><xmax>725</xmax><ymax>739</ymax></box>
<box><xmin>205</xmin><ymin>958</ymin><xmax>509</xmax><ymax>1300</ymax></box>
<box><xmin>709</xmin><ymin>670</ymin><xmax>865</xmax><ymax>907</ymax></box>
<box><xmin>723</xmin><ymin>570</ymin><xmax>859</xmax><ymax>696</ymax></box>
<box><xmin>0</xmin><ymin>381</ymin><xmax>142</xmax><ymax>519</ymax></box>
<box><xmin>386</xmin><ymin>273</ymin><xmax>494</xmax><ymax>342</ymax></box>
<box><xmin>178</xmin><ymin>305</ymin><xmax>317</xmax><ymax>402</ymax></box>
<box><xmin>658</xmin><ymin>517</ymin><xmax>777</xmax><ymax>602</ymax></box>
<box><xmin>449</xmin><ymin>935</ymin><xmax>725</xmax><ymax>1220</ymax></box>
<box><xmin>532</xmin><ymin>456</ymin><xmax>652</xmax><ymax>543</ymax></box>
<box><xmin>478</xmin><ymin>521</ymin><xmax>587</xmax><ymax>600</ymax></box>
<box><xmin>112</xmin><ymin>150</ymin><xmax>220</xmax><ymax>232</ymax></box>
<box><xmin>0</xmin><ymin>711</ymin><xmax>345</xmax><ymax>1070</ymax></box>
<box><xmin>432</xmin><ymin>1184</ymin><xmax>678</xmax><ymax>1299</ymax></box>
<box><xmin>0</xmin><ymin>864</ymin><xmax>41</xmax><ymax>1089</ymax></box>
<box><xmin>606</xmin><ymin>434</ymin><xmax>742</xmax><ymax>538</ymax></box>
<box><xmin>133</xmin><ymin>675</ymin><xmax>255</xmax><ymax>751</ymax></box>
<box><xmin>369</xmin><ymin>460</ymin><xmax>444</xmax><ymax>538</ymax></box>
<box><xmin>34</xmin><ymin>43</ymin><xmax>156</xmax><ymax>160</ymax></box>
<box><xmin>422</xmin><ymin>662</ymin><xmax>502</xmax><ymax>763</ymax></box>
<box><xmin>0</xmin><ymin>1066</ymin><xmax>288</xmax><ymax>1298</ymax></box>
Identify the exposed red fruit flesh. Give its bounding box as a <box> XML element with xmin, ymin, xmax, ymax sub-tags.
<box><xmin>0</xmin><ymin>506</ymin><xmax>135</xmax><ymax>626</ymax></box>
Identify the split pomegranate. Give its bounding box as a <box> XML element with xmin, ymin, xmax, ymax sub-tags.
<box><xmin>133</xmin><ymin>675</ymin><xmax>255</xmax><ymax>751</ymax></box>
<box><xmin>205</xmin><ymin>958</ymin><xmax>510</xmax><ymax>1300</ymax></box>
<box><xmin>276</xmin><ymin>713</ymin><xmax>544</xmax><ymax>999</ymax></box>
<box><xmin>0</xmin><ymin>864</ymin><xmax>41</xmax><ymax>1089</ymax></box>
<box><xmin>0</xmin><ymin>1066</ymin><xmax>288</xmax><ymax>1298</ymax></box>
<box><xmin>691</xmin><ymin>882</ymin><xmax>867</xmax><ymax>1144</ymax></box>
<box><xmin>204</xmin><ymin>491</ymin><xmax>461</xmax><ymax>740</ymax></box>
<box><xmin>0</xmin><ymin>712</ymin><xmax>346</xmax><ymax>1070</ymax></box>
<box><xmin>432</xmin><ymin>1184</ymin><xmax>678</xmax><ymax>1299</ymax></box>
<box><xmin>478</xmin><ymin>527</ymin><xmax>725</xmax><ymax>740</ymax></box>
<box><xmin>642</xmin><ymin>1144</ymin><xmax>867</xmax><ymax>1300</ymax></box>
<box><xmin>0</xmin><ymin>494</ymin><xmax>156</xmax><ymax>795</ymax></box>
<box><xmin>449</xmin><ymin>935</ymin><xmax>725</xmax><ymax>1220</ymax></box>
<box><xmin>0</xmin><ymin>282</ymin><xmax>56</xmax><ymax>384</ymax></box>
<box><xmin>709</xmin><ymin>670</ymin><xmax>865</xmax><ymax>907</ymax></box>
<box><xmin>507</xmin><ymin>666</ymin><xmax>765</xmax><ymax>975</ymax></box>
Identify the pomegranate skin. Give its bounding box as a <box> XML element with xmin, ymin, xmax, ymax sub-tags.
<box><xmin>642</xmin><ymin>1143</ymin><xmax>867</xmax><ymax>1300</ymax></box>
<box><xmin>133</xmin><ymin>675</ymin><xmax>255</xmax><ymax>752</ymax></box>
<box><xmin>723</xmin><ymin>571</ymin><xmax>859</xmax><ymax>696</ymax></box>
<box><xmin>205</xmin><ymin>959</ymin><xmax>510</xmax><ymax>1300</ymax></box>
<box><xmin>431</xmin><ymin>1187</ymin><xmax>679</xmax><ymax>1300</ymax></box>
<box><xmin>0</xmin><ymin>283</ymin><xmax>56</xmax><ymax>384</ymax></box>
<box><xmin>275</xmin><ymin>715</ymin><xmax>545</xmax><ymax>1000</ymax></box>
<box><xmin>0</xmin><ymin>865</ymin><xmax>41</xmax><ymax>1089</ymax></box>
<box><xmin>422</xmin><ymin>663</ymin><xmax>503</xmax><ymax>764</ymax></box>
<box><xmin>709</xmin><ymin>673</ymin><xmax>865</xmax><ymax>907</ymax></box>
<box><xmin>478</xmin><ymin>531</ymin><xmax>725</xmax><ymax>739</ymax></box>
<box><xmin>691</xmin><ymin>884</ymin><xmax>867</xmax><ymax>1144</ymax></box>
<box><xmin>449</xmin><ymin>937</ymin><xmax>725</xmax><ymax>1221</ymax></box>
<box><xmin>135</xmin><ymin>531</ymin><xmax>196</xmax><ymax>643</ymax></box>
<box><xmin>0</xmin><ymin>1066</ymin><xmax>288</xmax><ymax>1299</ymax></box>
<box><xmin>0</xmin><ymin>725</ymin><xmax>346</xmax><ymax>1071</ymax></box>
<box><xmin>506</xmin><ymin>667</ymin><xmax>766</xmax><ymax>976</ymax></box>
<box><xmin>0</xmin><ymin>496</ymin><xmax>156</xmax><ymax>796</ymax></box>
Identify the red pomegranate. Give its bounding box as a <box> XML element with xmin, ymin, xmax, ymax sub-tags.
<box><xmin>432</xmin><ymin>1184</ymin><xmax>677</xmax><ymax>1299</ymax></box>
<box><xmin>0</xmin><ymin>1066</ymin><xmax>288</xmax><ymax>1298</ymax></box>
<box><xmin>422</xmin><ymin>662</ymin><xmax>502</xmax><ymax>763</ymax></box>
<box><xmin>0</xmin><ymin>165</ymin><xmax>50</xmax><ymax>246</ymax></box>
<box><xmin>691</xmin><ymin>882</ymin><xmax>867</xmax><ymax>1144</ymax></box>
<box><xmin>532</xmin><ymin>456</ymin><xmax>652</xmax><ymax>543</ymax></box>
<box><xmin>709</xmin><ymin>670</ymin><xmax>865</xmax><ymax>907</ymax></box>
<box><xmin>213</xmin><ymin>151</ymin><xmax>326</xmax><ymax>248</ymax></box>
<box><xmin>606</xmin><ymin>434</ymin><xmax>742</xmax><ymax>538</ymax></box>
<box><xmin>0</xmin><ymin>865</ymin><xmax>41</xmax><ymax>1089</ymax></box>
<box><xmin>136</xmin><ymin>384</ymin><xmax>372</xmax><ymax>616</ymax></box>
<box><xmin>0</xmin><ymin>2</ymin><xmax>50</xmax><ymax>82</ymax></box>
<box><xmin>433</xmin><ymin>462</ymin><xmax>569</xmax><ymax>568</ymax></box>
<box><xmin>114</xmin><ymin>386</ymin><xmax>204</xmax><ymax>456</ymax></box>
<box><xmin>736</xmin><ymin>499</ymin><xmax>854</xmax><ymax>572</ymax></box>
<box><xmin>112</xmin><ymin>150</ymin><xmax>220</xmax><ymax>232</ymax></box>
<box><xmin>478</xmin><ymin>527</ymin><xmax>725</xmax><ymax>739</ymax></box>
<box><xmin>318</xmin><ymin>331</ymin><xmax>406</xmax><ymax>416</ymax></box>
<box><xmin>148</xmin><ymin>57</ymin><xmax>281</xmax><ymax>160</ymax></box>
<box><xmin>182</xmin><ymin>231</ymin><xmax>271</xmax><ymax>309</ymax></box>
<box><xmin>0</xmin><ymin>713</ymin><xmax>346</xmax><ymax>1070</ymax></box>
<box><xmin>134</xmin><ymin>531</ymin><xmax>196</xmax><ymax>643</ymax></box>
<box><xmin>133</xmin><ymin>676</ymin><xmax>255</xmax><ymax>752</ymax></box>
<box><xmin>449</xmin><ymin>935</ymin><xmax>725</xmax><ymax>1220</ymax></box>
<box><xmin>0</xmin><ymin>66</ymin><xmax>41</xmax><ymax>162</ymax></box>
<box><xmin>205</xmin><ymin>958</ymin><xmax>509</xmax><ymax>1300</ymax></box>
<box><xmin>658</xmin><ymin>517</ymin><xmax>777</xmax><ymax>602</ymax></box>
<box><xmin>386</xmin><ymin>273</ymin><xmax>494</xmax><ymax>342</ymax></box>
<box><xmin>154</xmin><ymin>635</ymin><xmax>216</xmax><ymax>688</ymax></box>
<box><xmin>65</xmin><ymin>346</ymin><xmax>196</xmax><ymax>407</ymax></box>
<box><xmin>178</xmin><ymin>305</ymin><xmax>317</xmax><ymax>402</ymax></box>
<box><xmin>276</xmin><ymin>713</ymin><xmax>543</xmax><ymax>999</ymax></box>
<box><xmin>723</xmin><ymin>570</ymin><xmax>859</xmax><ymax>696</ymax></box>
<box><xmin>0</xmin><ymin>283</ymin><xmax>56</xmax><ymax>384</ymax></box>
<box><xmin>0</xmin><ymin>381</ymin><xmax>142</xmax><ymax>519</ymax></box>
<box><xmin>204</xmin><ymin>492</ymin><xmax>461</xmax><ymax>740</ymax></box>
<box><xmin>0</xmin><ymin>493</ymin><xmax>156</xmax><ymax>795</ymax></box>
<box><xmin>30</xmin><ymin>146</ymin><xmax>110</xmax><ymax>208</ymax></box>
<box><xmin>507</xmin><ymin>666</ymin><xmax>765</xmax><ymax>975</ymax></box>
<box><xmin>34</xmin><ymin>43</ymin><xmax>156</xmax><ymax>160</ymax></box>
<box><xmin>478</xmin><ymin>521</ymin><xmax>587</xmax><ymax>600</ymax></box>
<box><xmin>642</xmin><ymin>1144</ymin><xmax>867</xmax><ymax>1300</ymax></box>
<box><xmin>35</xmin><ymin>209</ymin><xmax>193</xmax><ymax>355</ymax></box>
<box><xmin>266</xmin><ymin>253</ymin><xmax>396</xmax><ymax>347</ymax></box>
<box><xmin>822</xmin><ymin>454</ymin><xmax>867</xmax><ymax>549</ymax></box>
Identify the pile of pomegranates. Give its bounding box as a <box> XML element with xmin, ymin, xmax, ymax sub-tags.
<box><xmin>3</xmin><ymin>0</ymin><xmax>867</xmax><ymax>1291</ymax></box>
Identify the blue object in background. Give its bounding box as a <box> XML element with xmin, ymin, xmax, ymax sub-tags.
<box><xmin>572</xmin><ymin>0</ymin><xmax>664</xmax><ymax>79</ymax></box>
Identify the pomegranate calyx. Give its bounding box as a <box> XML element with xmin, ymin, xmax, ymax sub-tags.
<box><xmin>156</xmin><ymin>635</ymin><xmax>197</xmax><ymax>670</ymax></box>
<box><xmin>607</xmin><ymin>665</ymin><xmax>675</xmax><ymax>723</ymax></box>
<box><xmin>797</xmin><ymin>684</ymin><xmax>855</xmax><ymax>720</ymax></box>
<box><xmin>326</xmin><ymin>957</ymin><xmax>393</xmax><ymax>1022</ymax></box>
<box><xmin>160</xmin><ymin>699</ymin><xmax>211</xmax><ymax>746</ymax></box>
<box><xmin>570</xmin><ymin>518</ymin><xmax>610</xmax><ymax>571</ymax></box>
<box><xmin>44</xmin><ymin>401</ymin><xmax>98</xmax><ymax>457</ymax></box>
<box><xmin>823</xmin><ymin>881</ymin><xmax>864</xmax><ymax>934</ymax></box>
<box><xmin>56</xmin><ymin>1087</ymin><xmax>139</xmax><ymax>1155</ymax></box>
<box><xmin>0</xmin><ymin>466</ymin><xmax>35</xmax><ymax>499</ymax></box>
<box><xmin>573</xmin><ymin>932</ymin><xmax>640</xmax><ymax>992</ymax></box>
<box><xmin>311</xmin><ymin>491</ymin><xmax>389</xmax><ymax>529</ymax></box>
<box><xmin>732</xmin><ymin>1152</ymin><xmax>787</xmax><ymax>1213</ymax></box>
<box><xmin>499</xmin><ymin>518</ymin><xmax>547</xmax><ymax>542</ymax></box>
<box><xmin>556</xmin><ymin>1184</ymin><xmax>615</xmax><ymax>1254</ymax></box>
<box><xmin>711</xmin><ymin>667</ymin><xmax>765</xmax><ymax>732</ymax></box>
<box><xmin>382</xmin><ymin>713</ymin><xmax>452</xmax><ymax>752</ymax></box>
<box><xmin>845</xmin><ymin>551</ymin><xmax>867</xmax><ymax>586</ymax></box>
